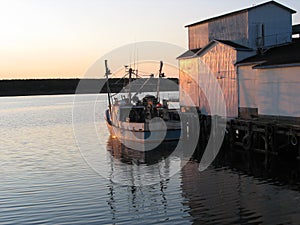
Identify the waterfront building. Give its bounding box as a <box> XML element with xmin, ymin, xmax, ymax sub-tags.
<box><xmin>178</xmin><ymin>1</ymin><xmax>298</xmax><ymax>120</ymax></box>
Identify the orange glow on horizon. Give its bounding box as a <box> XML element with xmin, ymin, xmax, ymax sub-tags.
<box><xmin>1</xmin><ymin>1</ymin><xmax>299</xmax><ymax>79</ymax></box>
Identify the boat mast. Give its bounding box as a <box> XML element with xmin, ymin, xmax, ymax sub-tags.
<box><xmin>156</xmin><ymin>61</ymin><xmax>163</xmax><ymax>100</ymax></box>
<box><xmin>128</xmin><ymin>67</ymin><xmax>133</xmax><ymax>103</ymax></box>
<box><xmin>105</xmin><ymin>60</ymin><xmax>112</xmax><ymax>114</ymax></box>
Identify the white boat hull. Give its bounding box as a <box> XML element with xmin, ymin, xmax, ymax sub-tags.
<box><xmin>105</xmin><ymin>115</ymin><xmax>181</xmax><ymax>151</ymax></box>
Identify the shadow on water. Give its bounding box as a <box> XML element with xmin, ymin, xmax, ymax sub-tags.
<box><xmin>213</xmin><ymin>147</ymin><xmax>300</xmax><ymax>190</ymax></box>
<box><xmin>181</xmin><ymin>146</ymin><xmax>300</xmax><ymax>224</ymax></box>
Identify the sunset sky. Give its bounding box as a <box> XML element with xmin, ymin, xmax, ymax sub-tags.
<box><xmin>1</xmin><ymin>0</ymin><xmax>299</xmax><ymax>79</ymax></box>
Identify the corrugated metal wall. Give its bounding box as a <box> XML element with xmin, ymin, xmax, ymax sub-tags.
<box><xmin>200</xmin><ymin>43</ymin><xmax>238</xmax><ymax>117</ymax></box>
<box><xmin>179</xmin><ymin>58</ymin><xmax>199</xmax><ymax>107</ymax></box>
<box><xmin>208</xmin><ymin>12</ymin><xmax>249</xmax><ymax>47</ymax></box>
<box><xmin>188</xmin><ymin>11</ymin><xmax>248</xmax><ymax>50</ymax></box>
<box><xmin>179</xmin><ymin>43</ymin><xmax>238</xmax><ymax>117</ymax></box>
<box><xmin>188</xmin><ymin>23</ymin><xmax>209</xmax><ymax>50</ymax></box>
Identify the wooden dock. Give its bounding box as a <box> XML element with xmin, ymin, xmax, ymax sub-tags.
<box><xmin>182</xmin><ymin>112</ymin><xmax>300</xmax><ymax>168</ymax></box>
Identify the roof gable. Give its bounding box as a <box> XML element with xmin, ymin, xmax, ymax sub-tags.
<box><xmin>195</xmin><ymin>41</ymin><xmax>217</xmax><ymax>57</ymax></box>
<box><xmin>196</xmin><ymin>40</ymin><xmax>252</xmax><ymax>57</ymax></box>
<box><xmin>177</xmin><ymin>40</ymin><xmax>252</xmax><ymax>59</ymax></box>
<box><xmin>215</xmin><ymin>40</ymin><xmax>252</xmax><ymax>51</ymax></box>
<box><xmin>177</xmin><ymin>48</ymin><xmax>201</xmax><ymax>59</ymax></box>
<box><xmin>185</xmin><ymin>1</ymin><xmax>296</xmax><ymax>28</ymax></box>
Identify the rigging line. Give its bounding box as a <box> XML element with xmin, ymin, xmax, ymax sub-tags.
<box><xmin>135</xmin><ymin>70</ymin><xmax>153</xmax><ymax>75</ymax></box>
<box><xmin>136</xmin><ymin>48</ymin><xmax>139</xmax><ymax>76</ymax></box>
<box><xmin>129</xmin><ymin>50</ymin><xmax>132</xmax><ymax>69</ymax></box>
<box><xmin>113</xmin><ymin>73</ymin><xmax>129</xmax><ymax>84</ymax></box>
<box><xmin>131</xmin><ymin>76</ymin><xmax>153</xmax><ymax>100</ymax></box>
<box><xmin>132</xmin><ymin>72</ymin><xmax>142</xmax><ymax>79</ymax></box>
<box><xmin>133</xmin><ymin>42</ymin><xmax>136</xmax><ymax>76</ymax></box>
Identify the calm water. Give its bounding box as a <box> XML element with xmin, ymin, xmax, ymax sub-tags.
<box><xmin>1</xmin><ymin>94</ymin><xmax>300</xmax><ymax>224</ymax></box>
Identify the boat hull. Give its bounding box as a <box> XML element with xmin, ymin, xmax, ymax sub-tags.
<box><xmin>105</xmin><ymin>115</ymin><xmax>181</xmax><ymax>151</ymax></box>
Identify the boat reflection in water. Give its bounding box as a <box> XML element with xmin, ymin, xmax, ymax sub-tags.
<box><xmin>107</xmin><ymin>135</ymin><xmax>177</xmax><ymax>165</ymax></box>
<box><xmin>106</xmin><ymin>135</ymin><xmax>300</xmax><ymax>224</ymax></box>
<box><xmin>106</xmin><ymin>135</ymin><xmax>181</xmax><ymax>186</ymax></box>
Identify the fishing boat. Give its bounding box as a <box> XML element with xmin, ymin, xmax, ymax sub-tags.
<box><xmin>104</xmin><ymin>60</ymin><xmax>181</xmax><ymax>151</ymax></box>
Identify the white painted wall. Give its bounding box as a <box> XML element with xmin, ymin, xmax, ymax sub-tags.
<box><xmin>256</xmin><ymin>66</ymin><xmax>300</xmax><ymax>117</ymax></box>
<box><xmin>248</xmin><ymin>4</ymin><xmax>292</xmax><ymax>48</ymax></box>
<box><xmin>238</xmin><ymin>65</ymin><xmax>257</xmax><ymax>108</ymax></box>
<box><xmin>238</xmin><ymin>65</ymin><xmax>300</xmax><ymax>118</ymax></box>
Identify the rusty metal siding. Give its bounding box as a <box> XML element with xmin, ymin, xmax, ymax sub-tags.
<box><xmin>208</xmin><ymin>12</ymin><xmax>249</xmax><ymax>47</ymax></box>
<box><xmin>188</xmin><ymin>23</ymin><xmax>209</xmax><ymax>50</ymax></box>
<box><xmin>187</xmin><ymin>2</ymin><xmax>294</xmax><ymax>51</ymax></box>
<box><xmin>188</xmin><ymin>12</ymin><xmax>248</xmax><ymax>50</ymax></box>
<box><xmin>179</xmin><ymin>43</ymin><xmax>239</xmax><ymax>117</ymax></box>
<box><xmin>200</xmin><ymin>43</ymin><xmax>238</xmax><ymax>117</ymax></box>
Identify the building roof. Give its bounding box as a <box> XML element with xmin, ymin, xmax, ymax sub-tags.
<box><xmin>215</xmin><ymin>40</ymin><xmax>252</xmax><ymax>51</ymax></box>
<box><xmin>185</xmin><ymin>1</ymin><xmax>296</xmax><ymax>28</ymax></box>
<box><xmin>237</xmin><ymin>38</ymin><xmax>300</xmax><ymax>68</ymax></box>
<box><xmin>293</xmin><ymin>24</ymin><xmax>300</xmax><ymax>35</ymax></box>
<box><xmin>176</xmin><ymin>48</ymin><xmax>201</xmax><ymax>59</ymax></box>
<box><xmin>177</xmin><ymin>40</ymin><xmax>252</xmax><ymax>59</ymax></box>
<box><xmin>196</xmin><ymin>40</ymin><xmax>252</xmax><ymax>57</ymax></box>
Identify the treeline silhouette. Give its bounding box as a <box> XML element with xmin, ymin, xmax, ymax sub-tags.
<box><xmin>0</xmin><ymin>78</ymin><xmax>178</xmax><ymax>96</ymax></box>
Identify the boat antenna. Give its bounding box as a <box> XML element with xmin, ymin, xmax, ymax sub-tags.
<box><xmin>156</xmin><ymin>61</ymin><xmax>164</xmax><ymax>100</ymax></box>
<box><xmin>104</xmin><ymin>60</ymin><xmax>112</xmax><ymax>115</ymax></box>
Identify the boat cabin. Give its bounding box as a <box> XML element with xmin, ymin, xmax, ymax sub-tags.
<box><xmin>112</xmin><ymin>95</ymin><xmax>179</xmax><ymax>123</ymax></box>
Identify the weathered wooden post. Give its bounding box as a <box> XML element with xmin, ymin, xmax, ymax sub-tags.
<box><xmin>264</xmin><ymin>124</ymin><xmax>269</xmax><ymax>169</ymax></box>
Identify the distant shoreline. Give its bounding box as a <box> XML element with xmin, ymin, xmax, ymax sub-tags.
<box><xmin>0</xmin><ymin>78</ymin><xmax>178</xmax><ymax>97</ymax></box>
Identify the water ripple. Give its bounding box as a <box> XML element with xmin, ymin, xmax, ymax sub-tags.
<box><xmin>1</xmin><ymin>95</ymin><xmax>300</xmax><ymax>224</ymax></box>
